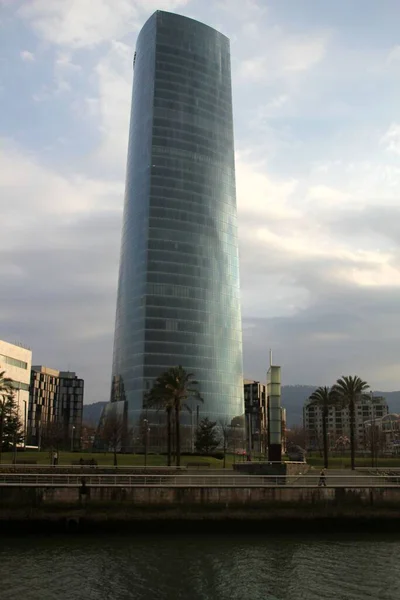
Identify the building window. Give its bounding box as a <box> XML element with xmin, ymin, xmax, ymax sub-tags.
<box><xmin>165</xmin><ymin>319</ymin><xmax>178</xmax><ymax>331</ymax></box>
<box><xmin>0</xmin><ymin>353</ymin><xmax>28</xmax><ymax>370</ymax></box>
<box><xmin>9</xmin><ymin>381</ymin><xmax>30</xmax><ymax>392</ymax></box>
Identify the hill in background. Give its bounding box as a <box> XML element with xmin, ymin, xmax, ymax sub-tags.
<box><xmin>82</xmin><ymin>388</ymin><xmax>400</xmax><ymax>428</ymax></box>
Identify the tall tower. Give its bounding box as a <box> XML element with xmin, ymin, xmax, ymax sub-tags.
<box><xmin>110</xmin><ymin>11</ymin><xmax>244</xmax><ymax>449</ymax></box>
<box><xmin>267</xmin><ymin>363</ymin><xmax>282</xmax><ymax>462</ymax></box>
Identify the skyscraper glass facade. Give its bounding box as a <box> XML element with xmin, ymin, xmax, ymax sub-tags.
<box><xmin>110</xmin><ymin>11</ymin><xmax>244</xmax><ymax>449</ymax></box>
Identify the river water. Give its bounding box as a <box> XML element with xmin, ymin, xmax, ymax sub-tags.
<box><xmin>1</xmin><ymin>533</ymin><xmax>399</xmax><ymax>599</ymax></box>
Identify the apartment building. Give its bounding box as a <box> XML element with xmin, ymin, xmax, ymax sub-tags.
<box><xmin>28</xmin><ymin>366</ymin><xmax>84</xmax><ymax>450</ymax></box>
<box><xmin>304</xmin><ymin>395</ymin><xmax>388</xmax><ymax>451</ymax></box>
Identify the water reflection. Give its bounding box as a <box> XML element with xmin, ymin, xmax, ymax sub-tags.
<box><xmin>1</xmin><ymin>534</ymin><xmax>400</xmax><ymax>600</ymax></box>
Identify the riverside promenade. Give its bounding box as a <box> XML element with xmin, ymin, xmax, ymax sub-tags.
<box><xmin>0</xmin><ymin>468</ymin><xmax>393</xmax><ymax>488</ymax></box>
<box><xmin>2</xmin><ymin>465</ymin><xmax>400</xmax><ymax>532</ymax></box>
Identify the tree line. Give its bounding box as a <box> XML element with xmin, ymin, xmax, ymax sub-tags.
<box><xmin>98</xmin><ymin>365</ymin><xmax>245</xmax><ymax>466</ymax></box>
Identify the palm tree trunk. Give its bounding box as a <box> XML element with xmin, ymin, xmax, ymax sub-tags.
<box><xmin>0</xmin><ymin>414</ymin><xmax>3</xmax><ymax>464</ymax></box>
<box><xmin>166</xmin><ymin>407</ymin><xmax>172</xmax><ymax>466</ymax></box>
<box><xmin>175</xmin><ymin>404</ymin><xmax>181</xmax><ymax>467</ymax></box>
<box><xmin>322</xmin><ymin>406</ymin><xmax>328</xmax><ymax>469</ymax></box>
<box><xmin>349</xmin><ymin>399</ymin><xmax>355</xmax><ymax>470</ymax></box>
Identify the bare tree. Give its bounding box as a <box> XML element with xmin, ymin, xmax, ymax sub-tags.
<box><xmin>218</xmin><ymin>419</ymin><xmax>231</xmax><ymax>468</ymax></box>
<box><xmin>100</xmin><ymin>412</ymin><xmax>125</xmax><ymax>466</ymax></box>
<box><xmin>41</xmin><ymin>421</ymin><xmax>65</xmax><ymax>452</ymax></box>
<box><xmin>80</xmin><ymin>425</ymin><xmax>96</xmax><ymax>450</ymax></box>
<box><xmin>286</xmin><ymin>425</ymin><xmax>307</xmax><ymax>449</ymax></box>
<box><xmin>229</xmin><ymin>421</ymin><xmax>245</xmax><ymax>463</ymax></box>
<box><xmin>364</xmin><ymin>424</ymin><xmax>386</xmax><ymax>466</ymax></box>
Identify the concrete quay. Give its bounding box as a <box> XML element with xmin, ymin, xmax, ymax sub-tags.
<box><xmin>1</xmin><ymin>481</ymin><xmax>400</xmax><ymax>503</ymax></box>
<box><xmin>2</xmin><ymin>467</ymin><xmax>400</xmax><ymax>532</ymax></box>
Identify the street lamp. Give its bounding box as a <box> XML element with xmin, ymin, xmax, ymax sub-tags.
<box><xmin>143</xmin><ymin>419</ymin><xmax>150</xmax><ymax>468</ymax></box>
<box><xmin>231</xmin><ymin>423</ymin><xmax>240</xmax><ymax>465</ymax></box>
<box><xmin>12</xmin><ymin>388</ymin><xmax>21</xmax><ymax>464</ymax></box>
<box><xmin>23</xmin><ymin>399</ymin><xmax>27</xmax><ymax>448</ymax></box>
<box><xmin>71</xmin><ymin>425</ymin><xmax>75</xmax><ymax>452</ymax></box>
<box><xmin>369</xmin><ymin>391</ymin><xmax>377</xmax><ymax>468</ymax></box>
<box><xmin>186</xmin><ymin>405</ymin><xmax>195</xmax><ymax>453</ymax></box>
<box><xmin>38</xmin><ymin>419</ymin><xmax>42</xmax><ymax>451</ymax></box>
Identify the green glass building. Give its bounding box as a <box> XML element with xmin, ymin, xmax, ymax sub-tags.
<box><xmin>109</xmin><ymin>11</ymin><xmax>244</xmax><ymax>449</ymax></box>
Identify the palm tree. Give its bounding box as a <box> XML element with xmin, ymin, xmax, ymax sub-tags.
<box><xmin>332</xmin><ymin>375</ymin><xmax>370</xmax><ymax>470</ymax></box>
<box><xmin>307</xmin><ymin>386</ymin><xmax>337</xmax><ymax>469</ymax></box>
<box><xmin>0</xmin><ymin>370</ymin><xmax>15</xmax><ymax>463</ymax></box>
<box><xmin>149</xmin><ymin>366</ymin><xmax>203</xmax><ymax>466</ymax></box>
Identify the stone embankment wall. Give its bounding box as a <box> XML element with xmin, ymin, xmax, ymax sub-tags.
<box><xmin>233</xmin><ymin>462</ymin><xmax>310</xmax><ymax>476</ymax></box>
<box><xmin>3</xmin><ymin>485</ymin><xmax>400</xmax><ymax>533</ymax></box>
<box><xmin>1</xmin><ymin>485</ymin><xmax>400</xmax><ymax>511</ymax></box>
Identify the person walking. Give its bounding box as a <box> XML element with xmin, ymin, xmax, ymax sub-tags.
<box><xmin>318</xmin><ymin>468</ymin><xmax>327</xmax><ymax>487</ymax></box>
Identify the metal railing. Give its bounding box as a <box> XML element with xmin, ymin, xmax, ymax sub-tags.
<box><xmin>0</xmin><ymin>473</ymin><xmax>398</xmax><ymax>488</ymax></box>
<box><xmin>0</xmin><ymin>464</ymin><xmax>187</xmax><ymax>471</ymax></box>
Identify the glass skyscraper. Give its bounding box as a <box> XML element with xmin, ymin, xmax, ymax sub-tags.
<box><xmin>109</xmin><ymin>10</ymin><xmax>244</xmax><ymax>449</ymax></box>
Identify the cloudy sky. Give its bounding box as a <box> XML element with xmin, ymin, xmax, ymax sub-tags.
<box><xmin>1</xmin><ymin>0</ymin><xmax>400</xmax><ymax>403</ymax></box>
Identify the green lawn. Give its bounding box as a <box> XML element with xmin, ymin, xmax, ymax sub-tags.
<box><xmin>307</xmin><ymin>456</ymin><xmax>400</xmax><ymax>468</ymax></box>
<box><xmin>0</xmin><ymin>451</ymin><xmax>243</xmax><ymax>468</ymax></box>
<box><xmin>5</xmin><ymin>451</ymin><xmax>400</xmax><ymax>469</ymax></box>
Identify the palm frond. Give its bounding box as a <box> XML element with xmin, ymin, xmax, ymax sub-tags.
<box><xmin>333</xmin><ymin>375</ymin><xmax>370</xmax><ymax>404</ymax></box>
<box><xmin>307</xmin><ymin>386</ymin><xmax>337</xmax><ymax>409</ymax></box>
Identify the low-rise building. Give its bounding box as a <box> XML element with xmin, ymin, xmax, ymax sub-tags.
<box><xmin>0</xmin><ymin>340</ymin><xmax>32</xmax><ymax>441</ymax></box>
<box><xmin>364</xmin><ymin>413</ymin><xmax>400</xmax><ymax>456</ymax></box>
<box><xmin>303</xmin><ymin>394</ymin><xmax>388</xmax><ymax>451</ymax></box>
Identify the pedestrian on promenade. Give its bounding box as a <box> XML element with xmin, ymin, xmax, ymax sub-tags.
<box><xmin>318</xmin><ymin>468</ymin><xmax>327</xmax><ymax>487</ymax></box>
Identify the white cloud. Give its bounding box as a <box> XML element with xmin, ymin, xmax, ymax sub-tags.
<box><xmin>18</xmin><ymin>0</ymin><xmax>190</xmax><ymax>48</ymax></box>
<box><xmin>387</xmin><ymin>45</ymin><xmax>400</xmax><ymax>63</ymax></box>
<box><xmin>281</xmin><ymin>35</ymin><xmax>327</xmax><ymax>72</ymax></box>
<box><xmin>236</xmin><ymin>153</ymin><xmax>400</xmax><ymax>301</ymax></box>
<box><xmin>31</xmin><ymin>51</ymin><xmax>83</xmax><ymax>101</ymax></box>
<box><xmin>20</xmin><ymin>50</ymin><xmax>35</xmax><ymax>62</ymax></box>
<box><xmin>0</xmin><ymin>139</ymin><xmax>123</xmax><ymax>229</ymax></box>
<box><xmin>236</xmin><ymin>156</ymin><xmax>299</xmax><ymax>222</ymax></box>
<box><xmin>33</xmin><ymin>77</ymin><xmax>74</xmax><ymax>101</ymax></box>
<box><xmin>307</xmin><ymin>185</ymin><xmax>350</xmax><ymax>209</ymax></box>
<box><xmin>0</xmin><ymin>140</ymin><xmax>123</xmax><ymax>400</ymax></box>
<box><xmin>218</xmin><ymin>0</ymin><xmax>266</xmax><ymax>20</ymax></box>
<box><xmin>381</xmin><ymin>123</ymin><xmax>400</xmax><ymax>155</ymax></box>
<box><xmin>55</xmin><ymin>52</ymin><xmax>81</xmax><ymax>71</ymax></box>
<box><xmin>89</xmin><ymin>41</ymin><xmax>132</xmax><ymax>175</ymax></box>
<box><xmin>266</xmin><ymin>94</ymin><xmax>289</xmax><ymax>109</ymax></box>
<box><xmin>238</xmin><ymin>27</ymin><xmax>327</xmax><ymax>82</ymax></box>
<box><xmin>240</xmin><ymin>35</ymin><xmax>326</xmax><ymax>82</ymax></box>
<box><xmin>343</xmin><ymin>260</ymin><xmax>400</xmax><ymax>288</ymax></box>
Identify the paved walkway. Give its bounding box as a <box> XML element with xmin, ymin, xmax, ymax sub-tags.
<box><xmin>299</xmin><ymin>468</ymin><xmax>373</xmax><ymax>487</ymax></box>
